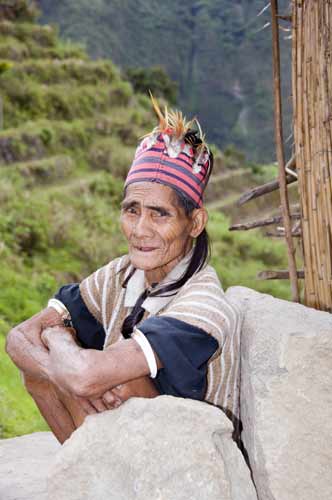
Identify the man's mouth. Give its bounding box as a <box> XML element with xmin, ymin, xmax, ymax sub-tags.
<box><xmin>133</xmin><ymin>245</ymin><xmax>158</xmax><ymax>252</ymax></box>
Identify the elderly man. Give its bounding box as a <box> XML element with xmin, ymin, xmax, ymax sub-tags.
<box><xmin>6</xmin><ymin>98</ymin><xmax>241</xmax><ymax>444</ymax></box>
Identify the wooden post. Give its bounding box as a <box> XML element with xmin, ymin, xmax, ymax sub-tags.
<box><xmin>271</xmin><ymin>0</ymin><xmax>300</xmax><ymax>302</ymax></box>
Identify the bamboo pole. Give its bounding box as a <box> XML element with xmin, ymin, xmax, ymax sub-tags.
<box><xmin>257</xmin><ymin>270</ymin><xmax>305</xmax><ymax>280</ymax></box>
<box><xmin>236</xmin><ymin>155</ymin><xmax>297</xmax><ymax>206</ymax></box>
<box><xmin>292</xmin><ymin>0</ymin><xmax>332</xmax><ymax>311</ymax></box>
<box><xmin>236</xmin><ymin>175</ymin><xmax>297</xmax><ymax>206</ymax></box>
<box><xmin>229</xmin><ymin>213</ymin><xmax>301</xmax><ymax>231</ymax></box>
<box><xmin>271</xmin><ymin>0</ymin><xmax>300</xmax><ymax>302</ymax></box>
<box><xmin>265</xmin><ymin>231</ymin><xmax>302</xmax><ymax>238</ymax></box>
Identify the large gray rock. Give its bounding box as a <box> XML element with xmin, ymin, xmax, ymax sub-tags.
<box><xmin>226</xmin><ymin>286</ymin><xmax>332</xmax><ymax>500</ymax></box>
<box><xmin>0</xmin><ymin>431</ymin><xmax>60</xmax><ymax>500</ymax></box>
<box><xmin>48</xmin><ymin>396</ymin><xmax>257</xmax><ymax>500</ymax></box>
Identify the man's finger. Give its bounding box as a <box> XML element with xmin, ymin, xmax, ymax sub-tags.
<box><xmin>102</xmin><ymin>390</ymin><xmax>122</xmax><ymax>409</ymax></box>
<box><xmin>77</xmin><ymin>397</ymin><xmax>98</xmax><ymax>415</ymax></box>
<box><xmin>90</xmin><ymin>398</ymin><xmax>108</xmax><ymax>413</ymax></box>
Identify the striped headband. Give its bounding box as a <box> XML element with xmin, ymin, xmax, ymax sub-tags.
<box><xmin>124</xmin><ymin>97</ymin><xmax>212</xmax><ymax>207</ymax></box>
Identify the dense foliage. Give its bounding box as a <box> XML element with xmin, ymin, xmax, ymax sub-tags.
<box><xmin>125</xmin><ymin>66</ymin><xmax>178</xmax><ymax>105</ymax></box>
<box><xmin>0</xmin><ymin>5</ymin><xmax>291</xmax><ymax>438</ymax></box>
<box><xmin>38</xmin><ymin>0</ymin><xmax>292</xmax><ymax>162</ymax></box>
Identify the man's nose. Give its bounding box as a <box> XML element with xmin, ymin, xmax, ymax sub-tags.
<box><xmin>132</xmin><ymin>213</ymin><xmax>154</xmax><ymax>238</ymax></box>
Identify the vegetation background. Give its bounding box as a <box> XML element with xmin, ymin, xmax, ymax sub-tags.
<box><xmin>37</xmin><ymin>0</ymin><xmax>292</xmax><ymax>162</ymax></box>
<box><xmin>0</xmin><ymin>0</ymin><xmax>296</xmax><ymax>438</ymax></box>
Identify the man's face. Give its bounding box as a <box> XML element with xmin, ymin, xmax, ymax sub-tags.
<box><xmin>120</xmin><ymin>182</ymin><xmax>194</xmax><ymax>283</ymax></box>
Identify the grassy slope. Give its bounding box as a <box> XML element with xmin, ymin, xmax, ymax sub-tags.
<box><xmin>0</xmin><ymin>336</ymin><xmax>49</xmax><ymax>437</ymax></box>
<box><xmin>0</xmin><ymin>11</ymin><xmax>292</xmax><ymax>438</ymax></box>
<box><xmin>0</xmin><ymin>15</ymin><xmax>150</xmax><ymax>437</ymax></box>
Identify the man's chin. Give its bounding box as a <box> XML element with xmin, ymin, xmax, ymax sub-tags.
<box><xmin>129</xmin><ymin>252</ymin><xmax>161</xmax><ymax>271</ymax></box>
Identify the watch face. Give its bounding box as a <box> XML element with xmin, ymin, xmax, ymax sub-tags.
<box><xmin>63</xmin><ymin>317</ymin><xmax>74</xmax><ymax>328</ymax></box>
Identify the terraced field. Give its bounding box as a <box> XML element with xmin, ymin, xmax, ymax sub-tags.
<box><xmin>0</xmin><ymin>10</ymin><xmax>292</xmax><ymax>438</ymax></box>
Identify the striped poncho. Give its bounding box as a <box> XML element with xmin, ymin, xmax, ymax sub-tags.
<box><xmin>77</xmin><ymin>254</ymin><xmax>242</xmax><ymax>430</ymax></box>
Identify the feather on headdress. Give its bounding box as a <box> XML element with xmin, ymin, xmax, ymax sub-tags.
<box><xmin>148</xmin><ymin>92</ymin><xmax>209</xmax><ymax>160</ymax></box>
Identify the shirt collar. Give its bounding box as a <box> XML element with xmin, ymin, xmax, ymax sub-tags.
<box><xmin>124</xmin><ymin>249</ymin><xmax>193</xmax><ymax>314</ymax></box>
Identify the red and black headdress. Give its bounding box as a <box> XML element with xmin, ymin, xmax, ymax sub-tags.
<box><xmin>125</xmin><ymin>96</ymin><xmax>212</xmax><ymax>207</ymax></box>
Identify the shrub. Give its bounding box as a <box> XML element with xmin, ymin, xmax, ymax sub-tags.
<box><xmin>109</xmin><ymin>80</ymin><xmax>133</xmax><ymax>107</ymax></box>
<box><xmin>0</xmin><ymin>177</ymin><xmax>21</xmax><ymax>204</ymax></box>
<box><xmin>39</xmin><ymin>126</ymin><xmax>53</xmax><ymax>145</ymax></box>
<box><xmin>88</xmin><ymin>172</ymin><xmax>123</xmax><ymax>204</ymax></box>
<box><xmin>0</xmin><ymin>60</ymin><xmax>12</xmax><ymax>75</ymax></box>
<box><xmin>48</xmin><ymin>39</ymin><xmax>87</xmax><ymax>60</ymax></box>
<box><xmin>2</xmin><ymin>78</ymin><xmax>46</xmax><ymax>117</ymax></box>
<box><xmin>47</xmin><ymin>201</ymin><xmax>76</xmax><ymax>249</ymax></box>
<box><xmin>88</xmin><ymin>137</ymin><xmax>135</xmax><ymax>178</ymax></box>
<box><xmin>54</xmin><ymin>120</ymin><xmax>90</xmax><ymax>149</ymax></box>
<box><xmin>0</xmin><ymin>0</ymin><xmax>40</xmax><ymax>23</ymax></box>
<box><xmin>0</xmin><ymin>38</ymin><xmax>29</xmax><ymax>60</ymax></box>
<box><xmin>45</xmin><ymin>88</ymin><xmax>72</xmax><ymax>120</ymax></box>
<box><xmin>125</xmin><ymin>66</ymin><xmax>178</xmax><ymax>105</ymax></box>
<box><xmin>15</xmin><ymin>155</ymin><xmax>74</xmax><ymax>187</ymax></box>
<box><xmin>0</xmin><ymin>197</ymin><xmax>50</xmax><ymax>255</ymax></box>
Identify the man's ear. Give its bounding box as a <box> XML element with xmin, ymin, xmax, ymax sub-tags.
<box><xmin>190</xmin><ymin>208</ymin><xmax>208</xmax><ymax>238</ymax></box>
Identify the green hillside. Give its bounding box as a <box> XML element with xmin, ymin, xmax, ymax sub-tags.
<box><xmin>0</xmin><ymin>4</ymin><xmax>291</xmax><ymax>438</ymax></box>
<box><xmin>37</xmin><ymin>0</ymin><xmax>292</xmax><ymax>162</ymax></box>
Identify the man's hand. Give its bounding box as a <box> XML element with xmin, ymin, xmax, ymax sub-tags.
<box><xmin>41</xmin><ymin>325</ymin><xmax>76</xmax><ymax>348</ymax></box>
<box><xmin>5</xmin><ymin>307</ymin><xmax>63</xmax><ymax>380</ymax></box>
<box><xmin>85</xmin><ymin>392</ymin><xmax>122</xmax><ymax>412</ymax></box>
<box><xmin>101</xmin><ymin>377</ymin><xmax>159</xmax><ymax>409</ymax></box>
<box><xmin>24</xmin><ymin>318</ymin><xmax>162</xmax><ymax>402</ymax></box>
<box><xmin>40</xmin><ymin>326</ymin><xmax>123</xmax><ymax>411</ymax></box>
<box><xmin>40</xmin><ymin>325</ymin><xmax>88</xmax><ymax>395</ymax></box>
<box><xmin>101</xmin><ymin>390</ymin><xmax>123</xmax><ymax>409</ymax></box>
<box><xmin>90</xmin><ymin>378</ymin><xmax>160</xmax><ymax>413</ymax></box>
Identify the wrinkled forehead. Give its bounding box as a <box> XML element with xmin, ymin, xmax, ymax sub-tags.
<box><xmin>122</xmin><ymin>181</ymin><xmax>179</xmax><ymax>208</ymax></box>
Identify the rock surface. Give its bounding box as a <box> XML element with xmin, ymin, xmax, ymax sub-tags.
<box><xmin>226</xmin><ymin>286</ymin><xmax>332</xmax><ymax>500</ymax></box>
<box><xmin>3</xmin><ymin>287</ymin><xmax>331</xmax><ymax>500</ymax></box>
<box><xmin>47</xmin><ymin>396</ymin><xmax>257</xmax><ymax>500</ymax></box>
<box><xmin>0</xmin><ymin>431</ymin><xmax>60</xmax><ymax>500</ymax></box>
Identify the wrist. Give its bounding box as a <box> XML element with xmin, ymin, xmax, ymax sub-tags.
<box><xmin>46</xmin><ymin>300</ymin><xmax>74</xmax><ymax>330</ymax></box>
<box><xmin>41</xmin><ymin>325</ymin><xmax>77</xmax><ymax>348</ymax></box>
<box><xmin>41</xmin><ymin>307</ymin><xmax>63</xmax><ymax>329</ymax></box>
<box><xmin>42</xmin><ymin>303</ymin><xmax>76</xmax><ymax>340</ymax></box>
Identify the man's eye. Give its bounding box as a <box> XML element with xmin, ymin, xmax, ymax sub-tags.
<box><xmin>154</xmin><ymin>210</ymin><xmax>169</xmax><ymax>217</ymax></box>
<box><xmin>123</xmin><ymin>207</ymin><xmax>137</xmax><ymax>215</ymax></box>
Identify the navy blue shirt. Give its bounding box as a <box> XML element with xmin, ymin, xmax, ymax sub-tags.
<box><xmin>55</xmin><ymin>284</ymin><xmax>218</xmax><ymax>400</ymax></box>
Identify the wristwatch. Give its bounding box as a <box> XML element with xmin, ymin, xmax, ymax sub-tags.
<box><xmin>47</xmin><ymin>298</ymin><xmax>74</xmax><ymax>329</ymax></box>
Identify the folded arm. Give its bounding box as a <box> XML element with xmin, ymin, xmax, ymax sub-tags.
<box><xmin>6</xmin><ymin>311</ymin><xmax>160</xmax><ymax>402</ymax></box>
<box><xmin>41</xmin><ymin>326</ymin><xmax>162</xmax><ymax>399</ymax></box>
